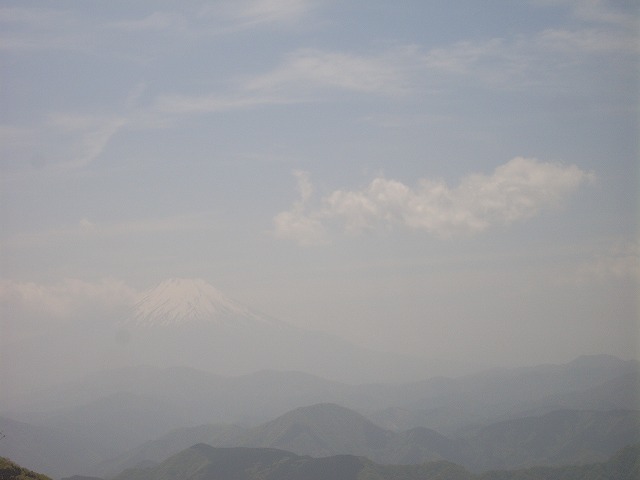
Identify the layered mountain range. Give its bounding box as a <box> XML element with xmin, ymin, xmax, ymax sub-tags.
<box><xmin>2</xmin><ymin>278</ymin><xmax>638</xmax><ymax>479</ymax></box>
<box><xmin>1</xmin><ymin>355</ymin><xmax>638</xmax><ymax>478</ymax></box>
<box><xmin>5</xmin><ymin>444</ymin><xmax>639</xmax><ymax>480</ymax></box>
<box><xmin>1</xmin><ymin>278</ymin><xmax>443</xmax><ymax>396</ymax></box>
<box><xmin>108</xmin><ymin>443</ymin><xmax>640</xmax><ymax>480</ymax></box>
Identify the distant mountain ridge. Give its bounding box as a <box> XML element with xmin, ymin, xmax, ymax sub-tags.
<box><xmin>111</xmin><ymin>443</ymin><xmax>640</xmax><ymax>480</ymax></box>
<box><xmin>4</xmin><ymin>443</ymin><xmax>639</xmax><ymax>480</ymax></box>
<box><xmin>2</xmin><ymin>355</ymin><xmax>638</xmax><ymax>478</ymax></box>
<box><xmin>94</xmin><ymin>403</ymin><xmax>640</xmax><ymax>477</ymax></box>
<box><xmin>112</xmin><ymin>277</ymin><xmax>439</xmax><ymax>383</ymax></box>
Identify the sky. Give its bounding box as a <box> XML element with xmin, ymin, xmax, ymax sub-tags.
<box><xmin>0</xmin><ymin>0</ymin><xmax>639</xmax><ymax>375</ymax></box>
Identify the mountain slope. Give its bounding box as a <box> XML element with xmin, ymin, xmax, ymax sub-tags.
<box><xmin>117</xmin><ymin>278</ymin><xmax>437</xmax><ymax>383</ymax></box>
<box><xmin>0</xmin><ymin>416</ymin><xmax>105</xmax><ymax>479</ymax></box>
<box><xmin>111</xmin><ymin>443</ymin><xmax>640</xmax><ymax>480</ymax></box>
<box><xmin>112</xmin><ymin>444</ymin><xmax>471</xmax><ymax>480</ymax></box>
<box><xmin>20</xmin><ymin>391</ymin><xmax>195</xmax><ymax>457</ymax></box>
<box><xmin>91</xmin><ymin>424</ymin><xmax>244</xmax><ymax>478</ymax></box>
<box><xmin>239</xmin><ymin>403</ymin><xmax>391</xmax><ymax>458</ymax></box>
<box><xmin>366</xmin><ymin>355</ymin><xmax>640</xmax><ymax>435</ymax></box>
<box><xmin>0</xmin><ymin>456</ymin><xmax>52</xmax><ymax>480</ymax></box>
<box><xmin>0</xmin><ymin>278</ymin><xmax>439</xmax><ymax>404</ymax></box>
<box><xmin>463</xmin><ymin>408</ymin><xmax>640</xmax><ymax>471</ymax></box>
<box><xmin>538</xmin><ymin>370</ymin><xmax>640</xmax><ymax>411</ymax></box>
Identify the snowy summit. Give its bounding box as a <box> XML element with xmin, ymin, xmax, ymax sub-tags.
<box><xmin>130</xmin><ymin>278</ymin><xmax>270</xmax><ymax>328</ymax></box>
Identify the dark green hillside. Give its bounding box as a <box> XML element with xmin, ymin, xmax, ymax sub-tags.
<box><xmin>0</xmin><ymin>457</ymin><xmax>52</xmax><ymax>480</ymax></box>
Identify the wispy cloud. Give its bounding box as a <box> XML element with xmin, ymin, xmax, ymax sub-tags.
<box><xmin>3</xmin><ymin>214</ymin><xmax>207</xmax><ymax>250</ymax></box>
<box><xmin>531</xmin><ymin>0</ymin><xmax>637</xmax><ymax>27</ymax></box>
<box><xmin>0</xmin><ymin>6</ymin><xmax>91</xmax><ymax>51</ymax></box>
<box><xmin>419</xmin><ymin>0</ymin><xmax>638</xmax><ymax>90</ymax></box>
<box><xmin>245</xmin><ymin>48</ymin><xmax>411</xmax><ymax>95</ymax></box>
<box><xmin>0</xmin><ymin>278</ymin><xmax>138</xmax><ymax>327</ymax></box>
<box><xmin>155</xmin><ymin>18</ymin><xmax>637</xmax><ymax>118</ymax></box>
<box><xmin>200</xmin><ymin>0</ymin><xmax>316</xmax><ymax>32</ymax></box>
<box><xmin>46</xmin><ymin>114</ymin><xmax>127</xmax><ymax>169</ymax></box>
<box><xmin>274</xmin><ymin>158</ymin><xmax>596</xmax><ymax>245</ymax></box>
<box><xmin>109</xmin><ymin>12</ymin><xmax>187</xmax><ymax>32</ymax></box>
<box><xmin>109</xmin><ymin>0</ymin><xmax>318</xmax><ymax>37</ymax></box>
<box><xmin>0</xmin><ymin>114</ymin><xmax>127</xmax><ymax>173</ymax></box>
<box><xmin>2</xmin><ymin>1</ymin><xmax>318</xmax><ymax>54</ymax></box>
<box><xmin>573</xmin><ymin>239</ymin><xmax>640</xmax><ymax>283</ymax></box>
<box><xmin>0</xmin><ymin>80</ymin><xmax>152</xmax><ymax>173</ymax></box>
<box><xmin>273</xmin><ymin>171</ymin><xmax>329</xmax><ymax>246</ymax></box>
<box><xmin>535</xmin><ymin>27</ymin><xmax>639</xmax><ymax>55</ymax></box>
<box><xmin>154</xmin><ymin>92</ymin><xmax>287</xmax><ymax>115</ymax></box>
<box><xmin>154</xmin><ymin>47</ymin><xmax>412</xmax><ymax>116</ymax></box>
<box><xmin>421</xmin><ymin>24</ymin><xmax>637</xmax><ymax>89</ymax></box>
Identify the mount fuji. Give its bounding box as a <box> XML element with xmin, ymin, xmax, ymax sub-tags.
<box><xmin>129</xmin><ymin>278</ymin><xmax>279</xmax><ymax>329</ymax></box>
<box><xmin>2</xmin><ymin>278</ymin><xmax>434</xmax><ymax>392</ymax></box>
<box><xmin>115</xmin><ymin>278</ymin><xmax>432</xmax><ymax>383</ymax></box>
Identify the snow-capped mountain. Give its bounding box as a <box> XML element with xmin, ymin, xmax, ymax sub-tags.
<box><xmin>2</xmin><ymin>277</ymin><xmax>437</xmax><ymax>389</ymax></box>
<box><xmin>130</xmin><ymin>278</ymin><xmax>275</xmax><ymax>328</ymax></box>
<box><xmin>80</xmin><ymin>277</ymin><xmax>435</xmax><ymax>382</ymax></box>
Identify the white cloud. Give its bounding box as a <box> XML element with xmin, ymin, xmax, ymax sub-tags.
<box><xmin>273</xmin><ymin>209</ymin><xmax>329</xmax><ymax>246</ymax></box>
<box><xmin>574</xmin><ymin>239</ymin><xmax>640</xmax><ymax>283</ymax></box>
<box><xmin>274</xmin><ymin>158</ymin><xmax>596</xmax><ymax>245</ymax></box>
<box><xmin>273</xmin><ymin>171</ymin><xmax>329</xmax><ymax>245</ymax></box>
<box><xmin>0</xmin><ymin>278</ymin><xmax>138</xmax><ymax>321</ymax></box>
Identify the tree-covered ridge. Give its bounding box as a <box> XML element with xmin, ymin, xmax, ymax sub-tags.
<box><xmin>113</xmin><ymin>443</ymin><xmax>640</xmax><ymax>480</ymax></box>
<box><xmin>0</xmin><ymin>457</ymin><xmax>52</xmax><ymax>480</ymax></box>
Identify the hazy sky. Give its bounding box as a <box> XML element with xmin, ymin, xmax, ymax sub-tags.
<box><xmin>1</xmin><ymin>0</ymin><xmax>638</xmax><ymax>370</ymax></box>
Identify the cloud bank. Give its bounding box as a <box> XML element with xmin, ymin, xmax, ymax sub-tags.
<box><xmin>274</xmin><ymin>157</ymin><xmax>595</xmax><ymax>244</ymax></box>
<box><xmin>0</xmin><ymin>278</ymin><xmax>138</xmax><ymax>341</ymax></box>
